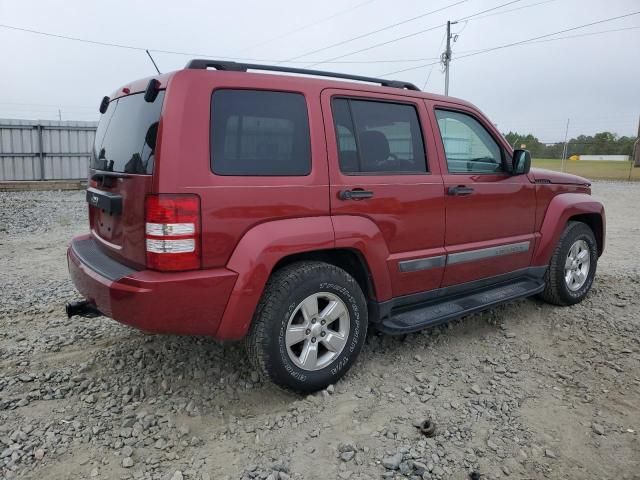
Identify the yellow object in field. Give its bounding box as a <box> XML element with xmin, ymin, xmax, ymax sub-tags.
<box><xmin>569</xmin><ymin>155</ymin><xmax>579</xmax><ymax>161</ymax></box>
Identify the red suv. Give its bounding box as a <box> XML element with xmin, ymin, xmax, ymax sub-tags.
<box><xmin>67</xmin><ymin>60</ymin><xmax>605</xmax><ymax>392</ymax></box>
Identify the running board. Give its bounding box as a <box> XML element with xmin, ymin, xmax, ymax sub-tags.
<box><xmin>378</xmin><ymin>279</ymin><xmax>545</xmax><ymax>335</ymax></box>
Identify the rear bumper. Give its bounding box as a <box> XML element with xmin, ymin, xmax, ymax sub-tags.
<box><xmin>67</xmin><ymin>235</ymin><xmax>237</xmax><ymax>336</ymax></box>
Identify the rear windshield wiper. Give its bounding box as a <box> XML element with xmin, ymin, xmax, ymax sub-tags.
<box><xmin>90</xmin><ymin>169</ymin><xmax>131</xmax><ymax>188</ymax></box>
<box><xmin>91</xmin><ymin>169</ymin><xmax>130</xmax><ymax>181</ymax></box>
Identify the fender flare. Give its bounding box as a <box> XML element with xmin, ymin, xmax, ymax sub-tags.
<box><xmin>215</xmin><ymin>216</ymin><xmax>334</xmax><ymax>339</ymax></box>
<box><xmin>532</xmin><ymin>193</ymin><xmax>605</xmax><ymax>266</ymax></box>
<box><xmin>215</xmin><ymin>215</ymin><xmax>392</xmax><ymax>340</ymax></box>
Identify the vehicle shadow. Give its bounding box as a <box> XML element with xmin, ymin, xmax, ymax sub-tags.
<box><xmin>87</xmin><ymin>325</ymin><xmax>299</xmax><ymax>417</ymax></box>
<box><xmin>84</xmin><ymin>292</ymin><xmax>553</xmax><ymax>420</ymax></box>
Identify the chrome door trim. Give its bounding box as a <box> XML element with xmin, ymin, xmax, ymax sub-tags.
<box><xmin>398</xmin><ymin>255</ymin><xmax>446</xmax><ymax>273</ymax></box>
<box><xmin>447</xmin><ymin>241</ymin><xmax>530</xmax><ymax>265</ymax></box>
<box><xmin>398</xmin><ymin>241</ymin><xmax>531</xmax><ymax>273</ymax></box>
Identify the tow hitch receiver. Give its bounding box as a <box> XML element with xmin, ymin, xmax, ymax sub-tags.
<box><xmin>65</xmin><ymin>300</ymin><xmax>102</xmax><ymax>318</ymax></box>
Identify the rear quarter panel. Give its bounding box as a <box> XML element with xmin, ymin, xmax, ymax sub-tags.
<box><xmin>156</xmin><ymin>70</ymin><xmax>330</xmax><ymax>269</ymax></box>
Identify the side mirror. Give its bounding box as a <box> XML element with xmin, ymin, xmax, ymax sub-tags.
<box><xmin>512</xmin><ymin>149</ymin><xmax>531</xmax><ymax>175</ymax></box>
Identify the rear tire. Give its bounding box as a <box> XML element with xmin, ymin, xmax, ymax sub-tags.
<box><xmin>539</xmin><ymin>221</ymin><xmax>598</xmax><ymax>306</ymax></box>
<box><xmin>245</xmin><ymin>261</ymin><xmax>368</xmax><ymax>393</ymax></box>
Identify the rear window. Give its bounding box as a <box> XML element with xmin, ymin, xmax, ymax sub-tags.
<box><xmin>91</xmin><ymin>91</ymin><xmax>165</xmax><ymax>174</ymax></box>
<box><xmin>211</xmin><ymin>89</ymin><xmax>311</xmax><ymax>176</ymax></box>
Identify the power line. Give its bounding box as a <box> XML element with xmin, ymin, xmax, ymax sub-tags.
<box><xmin>456</xmin><ymin>11</ymin><xmax>640</xmax><ymax>60</ymax></box>
<box><xmin>304</xmin><ymin>25</ymin><xmax>445</xmax><ymax>68</ymax></box>
<box><xmin>0</xmin><ymin>0</ymin><xmax>551</xmax><ymax>68</ymax></box>
<box><xmin>283</xmin><ymin>0</ymin><xmax>472</xmax><ymax>62</ymax></box>
<box><xmin>412</xmin><ymin>0</ymin><xmax>557</xmax><ymax>90</ymax></box>
<box><xmin>507</xmin><ymin>117</ymin><xmax>640</xmax><ymax>125</ymax></box>
<box><xmin>505</xmin><ymin>123</ymin><xmax>640</xmax><ymax>132</ymax></box>
<box><xmin>239</xmin><ymin>0</ymin><xmax>376</xmax><ymax>53</ymax></box>
<box><xmin>422</xmin><ymin>31</ymin><xmax>448</xmax><ymax>89</ymax></box>
<box><xmin>2</xmin><ymin>7</ymin><xmax>637</xmax><ymax>82</ymax></box>
<box><xmin>460</xmin><ymin>0</ymin><xmax>558</xmax><ymax>22</ymax></box>
<box><xmin>0</xmin><ymin>23</ymin><xmax>294</xmax><ymax>62</ymax></box>
<box><xmin>0</xmin><ymin>101</ymin><xmax>95</xmax><ymax>109</ymax></box>
<box><xmin>380</xmin><ymin>0</ymin><xmax>557</xmax><ymax>85</ymax></box>
<box><xmin>0</xmin><ymin>109</ymin><xmax>97</xmax><ymax>116</ymax></box>
<box><xmin>380</xmin><ymin>10</ymin><xmax>640</xmax><ymax>76</ymax></box>
<box><xmin>304</xmin><ymin>1</ymin><xmax>555</xmax><ymax>86</ymax></box>
<box><xmin>304</xmin><ymin>0</ymin><xmax>526</xmax><ymax>68</ymax></box>
<box><xmin>0</xmin><ymin>22</ymin><xmax>440</xmax><ymax>65</ymax></box>
<box><xmin>320</xmin><ymin>57</ymin><xmax>442</xmax><ymax>63</ymax></box>
<box><xmin>505</xmin><ymin>138</ymin><xmax>638</xmax><ymax>144</ymax></box>
<box><xmin>0</xmin><ymin>23</ymin><xmax>146</xmax><ymax>51</ymax></box>
<box><xmin>456</xmin><ymin>25</ymin><xmax>640</xmax><ymax>55</ymax></box>
<box><xmin>290</xmin><ymin>57</ymin><xmax>442</xmax><ymax>64</ymax></box>
<box><xmin>505</xmin><ymin>121</ymin><xmax>640</xmax><ymax>130</ymax></box>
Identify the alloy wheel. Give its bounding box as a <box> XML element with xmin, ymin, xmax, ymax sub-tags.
<box><xmin>285</xmin><ymin>292</ymin><xmax>350</xmax><ymax>371</ymax></box>
<box><xmin>564</xmin><ymin>239</ymin><xmax>590</xmax><ymax>291</ymax></box>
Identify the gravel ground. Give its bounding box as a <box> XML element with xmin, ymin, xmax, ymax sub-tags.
<box><xmin>0</xmin><ymin>183</ymin><xmax>639</xmax><ymax>480</ymax></box>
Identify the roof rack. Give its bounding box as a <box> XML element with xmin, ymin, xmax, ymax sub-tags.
<box><xmin>185</xmin><ymin>59</ymin><xmax>420</xmax><ymax>91</ymax></box>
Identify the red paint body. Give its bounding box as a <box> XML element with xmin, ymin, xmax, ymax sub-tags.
<box><xmin>67</xmin><ymin>69</ymin><xmax>605</xmax><ymax>340</ymax></box>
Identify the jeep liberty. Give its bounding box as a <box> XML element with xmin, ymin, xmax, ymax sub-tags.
<box><xmin>67</xmin><ymin>60</ymin><xmax>605</xmax><ymax>392</ymax></box>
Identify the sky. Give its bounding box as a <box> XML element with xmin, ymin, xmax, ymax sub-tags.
<box><xmin>0</xmin><ymin>0</ymin><xmax>638</xmax><ymax>142</ymax></box>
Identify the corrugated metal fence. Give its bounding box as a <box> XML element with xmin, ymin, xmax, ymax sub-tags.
<box><xmin>0</xmin><ymin>119</ymin><xmax>97</xmax><ymax>181</ymax></box>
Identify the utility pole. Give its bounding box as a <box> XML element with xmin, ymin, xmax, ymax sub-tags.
<box><xmin>58</xmin><ymin>109</ymin><xmax>62</xmax><ymax>121</ymax></box>
<box><xmin>443</xmin><ymin>21</ymin><xmax>458</xmax><ymax>96</ymax></box>
<box><xmin>560</xmin><ymin>118</ymin><xmax>570</xmax><ymax>172</ymax></box>
<box><xmin>633</xmin><ymin>115</ymin><xmax>640</xmax><ymax>167</ymax></box>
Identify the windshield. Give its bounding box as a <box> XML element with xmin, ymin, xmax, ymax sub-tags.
<box><xmin>91</xmin><ymin>91</ymin><xmax>165</xmax><ymax>174</ymax></box>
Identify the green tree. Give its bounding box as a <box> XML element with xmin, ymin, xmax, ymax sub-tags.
<box><xmin>502</xmin><ymin>130</ymin><xmax>638</xmax><ymax>158</ymax></box>
<box><xmin>503</xmin><ymin>131</ymin><xmax>545</xmax><ymax>156</ymax></box>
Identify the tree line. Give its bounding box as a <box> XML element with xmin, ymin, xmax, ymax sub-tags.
<box><xmin>502</xmin><ymin>131</ymin><xmax>637</xmax><ymax>159</ymax></box>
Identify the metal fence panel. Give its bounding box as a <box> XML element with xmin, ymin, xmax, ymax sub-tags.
<box><xmin>0</xmin><ymin>119</ymin><xmax>97</xmax><ymax>181</ymax></box>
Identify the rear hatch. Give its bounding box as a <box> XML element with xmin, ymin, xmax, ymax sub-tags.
<box><xmin>88</xmin><ymin>90</ymin><xmax>165</xmax><ymax>268</ymax></box>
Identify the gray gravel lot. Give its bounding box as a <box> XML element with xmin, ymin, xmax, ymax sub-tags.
<box><xmin>0</xmin><ymin>183</ymin><xmax>639</xmax><ymax>480</ymax></box>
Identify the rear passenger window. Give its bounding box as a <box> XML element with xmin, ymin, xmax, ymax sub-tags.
<box><xmin>331</xmin><ymin>98</ymin><xmax>427</xmax><ymax>174</ymax></box>
<box><xmin>211</xmin><ymin>90</ymin><xmax>311</xmax><ymax>176</ymax></box>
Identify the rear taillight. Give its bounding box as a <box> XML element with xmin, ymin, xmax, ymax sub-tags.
<box><xmin>145</xmin><ymin>194</ymin><xmax>201</xmax><ymax>271</ymax></box>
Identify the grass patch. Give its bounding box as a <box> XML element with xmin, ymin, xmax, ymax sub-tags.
<box><xmin>532</xmin><ymin>158</ymin><xmax>640</xmax><ymax>181</ymax></box>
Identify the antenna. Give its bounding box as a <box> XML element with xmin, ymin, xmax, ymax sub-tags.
<box><xmin>145</xmin><ymin>50</ymin><xmax>161</xmax><ymax>74</ymax></box>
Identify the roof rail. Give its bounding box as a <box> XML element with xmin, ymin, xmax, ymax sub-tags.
<box><xmin>184</xmin><ymin>59</ymin><xmax>420</xmax><ymax>91</ymax></box>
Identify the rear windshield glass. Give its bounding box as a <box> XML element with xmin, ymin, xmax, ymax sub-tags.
<box><xmin>91</xmin><ymin>91</ymin><xmax>165</xmax><ymax>174</ymax></box>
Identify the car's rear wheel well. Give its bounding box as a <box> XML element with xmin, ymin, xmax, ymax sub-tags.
<box><xmin>569</xmin><ymin>213</ymin><xmax>604</xmax><ymax>255</ymax></box>
<box><xmin>271</xmin><ymin>249</ymin><xmax>376</xmax><ymax>302</ymax></box>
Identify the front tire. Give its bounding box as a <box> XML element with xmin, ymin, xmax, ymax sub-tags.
<box><xmin>540</xmin><ymin>221</ymin><xmax>598</xmax><ymax>306</ymax></box>
<box><xmin>245</xmin><ymin>261</ymin><xmax>368</xmax><ymax>393</ymax></box>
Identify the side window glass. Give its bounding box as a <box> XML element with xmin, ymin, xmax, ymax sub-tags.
<box><xmin>211</xmin><ymin>89</ymin><xmax>311</xmax><ymax>176</ymax></box>
<box><xmin>332</xmin><ymin>99</ymin><xmax>359</xmax><ymax>173</ymax></box>
<box><xmin>434</xmin><ymin>109</ymin><xmax>503</xmax><ymax>173</ymax></box>
<box><xmin>331</xmin><ymin>98</ymin><xmax>427</xmax><ymax>174</ymax></box>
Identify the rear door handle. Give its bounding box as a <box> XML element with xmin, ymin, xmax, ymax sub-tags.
<box><xmin>338</xmin><ymin>189</ymin><xmax>374</xmax><ymax>200</ymax></box>
<box><xmin>447</xmin><ymin>185</ymin><xmax>474</xmax><ymax>196</ymax></box>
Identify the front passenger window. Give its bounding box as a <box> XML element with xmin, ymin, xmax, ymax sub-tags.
<box><xmin>435</xmin><ymin>110</ymin><xmax>503</xmax><ymax>173</ymax></box>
